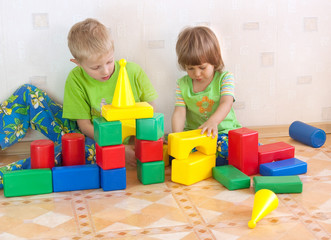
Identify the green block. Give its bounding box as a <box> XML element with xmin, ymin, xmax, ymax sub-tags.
<box><xmin>253</xmin><ymin>175</ymin><xmax>302</xmax><ymax>193</ymax></box>
<box><xmin>3</xmin><ymin>169</ymin><xmax>53</xmax><ymax>197</ymax></box>
<box><xmin>137</xmin><ymin>159</ymin><xmax>165</xmax><ymax>185</ymax></box>
<box><xmin>93</xmin><ymin>117</ymin><xmax>122</xmax><ymax>146</ymax></box>
<box><xmin>136</xmin><ymin>113</ymin><xmax>164</xmax><ymax>141</ymax></box>
<box><xmin>213</xmin><ymin>165</ymin><xmax>250</xmax><ymax>190</ymax></box>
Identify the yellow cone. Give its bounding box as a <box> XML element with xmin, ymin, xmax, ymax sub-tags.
<box><xmin>248</xmin><ymin>189</ymin><xmax>279</xmax><ymax>229</ymax></box>
<box><xmin>111</xmin><ymin>59</ymin><xmax>135</xmax><ymax>108</ymax></box>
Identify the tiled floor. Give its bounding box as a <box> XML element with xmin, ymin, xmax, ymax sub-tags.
<box><xmin>0</xmin><ymin>135</ymin><xmax>330</xmax><ymax>240</ymax></box>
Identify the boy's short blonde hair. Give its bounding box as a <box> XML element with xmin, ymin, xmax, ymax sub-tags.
<box><xmin>68</xmin><ymin>18</ymin><xmax>114</xmax><ymax>62</ymax></box>
<box><xmin>176</xmin><ymin>26</ymin><xmax>224</xmax><ymax>72</ymax></box>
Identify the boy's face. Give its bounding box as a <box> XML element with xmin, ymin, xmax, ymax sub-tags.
<box><xmin>79</xmin><ymin>51</ymin><xmax>115</xmax><ymax>82</ymax></box>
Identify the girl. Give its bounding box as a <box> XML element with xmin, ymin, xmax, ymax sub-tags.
<box><xmin>171</xmin><ymin>26</ymin><xmax>241</xmax><ymax>165</ymax></box>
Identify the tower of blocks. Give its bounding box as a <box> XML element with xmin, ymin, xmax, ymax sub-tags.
<box><xmin>97</xmin><ymin>59</ymin><xmax>165</xmax><ymax>186</ymax></box>
<box><xmin>168</xmin><ymin>129</ymin><xmax>217</xmax><ymax>186</ymax></box>
<box><xmin>2</xmin><ymin>59</ymin><xmax>165</xmax><ymax>198</ymax></box>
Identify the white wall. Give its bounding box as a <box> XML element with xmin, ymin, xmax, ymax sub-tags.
<box><xmin>1</xmin><ymin>0</ymin><xmax>331</xmax><ymax>135</ymax></box>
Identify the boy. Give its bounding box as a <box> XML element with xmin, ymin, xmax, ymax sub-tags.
<box><xmin>63</xmin><ymin>18</ymin><xmax>158</xmax><ymax>166</ymax></box>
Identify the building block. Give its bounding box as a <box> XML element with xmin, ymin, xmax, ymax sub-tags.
<box><xmin>212</xmin><ymin>165</ymin><xmax>250</xmax><ymax>190</ymax></box>
<box><xmin>52</xmin><ymin>164</ymin><xmax>100</xmax><ymax>192</ymax></box>
<box><xmin>248</xmin><ymin>189</ymin><xmax>279</xmax><ymax>229</ymax></box>
<box><xmin>96</xmin><ymin>143</ymin><xmax>125</xmax><ymax>170</ymax></box>
<box><xmin>100</xmin><ymin>167</ymin><xmax>126</xmax><ymax>191</ymax></box>
<box><xmin>289</xmin><ymin>121</ymin><xmax>326</xmax><ymax>148</ymax></box>
<box><xmin>172</xmin><ymin>151</ymin><xmax>216</xmax><ymax>186</ymax></box>
<box><xmin>121</xmin><ymin>119</ymin><xmax>136</xmax><ymax>142</ymax></box>
<box><xmin>136</xmin><ymin>113</ymin><xmax>164</xmax><ymax>141</ymax></box>
<box><xmin>62</xmin><ymin>133</ymin><xmax>85</xmax><ymax>166</ymax></box>
<box><xmin>3</xmin><ymin>169</ymin><xmax>53</xmax><ymax>197</ymax></box>
<box><xmin>101</xmin><ymin>102</ymin><xmax>153</xmax><ymax>121</ymax></box>
<box><xmin>137</xmin><ymin>159</ymin><xmax>165</xmax><ymax>185</ymax></box>
<box><xmin>228</xmin><ymin>128</ymin><xmax>259</xmax><ymax>176</ymax></box>
<box><xmin>259</xmin><ymin>158</ymin><xmax>307</xmax><ymax>176</ymax></box>
<box><xmin>30</xmin><ymin>139</ymin><xmax>55</xmax><ymax>169</ymax></box>
<box><xmin>135</xmin><ymin>138</ymin><xmax>163</xmax><ymax>163</ymax></box>
<box><xmin>168</xmin><ymin>129</ymin><xmax>217</xmax><ymax>160</ymax></box>
<box><xmin>93</xmin><ymin>117</ymin><xmax>122</xmax><ymax>146</ymax></box>
<box><xmin>258</xmin><ymin>142</ymin><xmax>295</xmax><ymax>165</ymax></box>
<box><xmin>253</xmin><ymin>175</ymin><xmax>303</xmax><ymax>193</ymax></box>
<box><xmin>111</xmin><ymin>59</ymin><xmax>136</xmax><ymax>108</ymax></box>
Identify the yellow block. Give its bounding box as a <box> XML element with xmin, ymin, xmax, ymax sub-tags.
<box><xmin>112</xmin><ymin>59</ymin><xmax>136</xmax><ymax>108</ymax></box>
<box><xmin>168</xmin><ymin>129</ymin><xmax>217</xmax><ymax>160</ymax></box>
<box><xmin>121</xmin><ymin>119</ymin><xmax>136</xmax><ymax>142</ymax></box>
<box><xmin>171</xmin><ymin>151</ymin><xmax>216</xmax><ymax>185</ymax></box>
<box><xmin>102</xmin><ymin>102</ymin><xmax>153</xmax><ymax>121</ymax></box>
<box><xmin>248</xmin><ymin>189</ymin><xmax>279</xmax><ymax>228</ymax></box>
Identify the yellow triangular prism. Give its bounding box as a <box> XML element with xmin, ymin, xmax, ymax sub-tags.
<box><xmin>111</xmin><ymin>59</ymin><xmax>135</xmax><ymax>108</ymax></box>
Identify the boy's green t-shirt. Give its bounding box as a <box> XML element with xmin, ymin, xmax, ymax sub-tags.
<box><xmin>176</xmin><ymin>71</ymin><xmax>241</xmax><ymax>134</ymax></box>
<box><xmin>63</xmin><ymin>61</ymin><xmax>158</xmax><ymax>121</ymax></box>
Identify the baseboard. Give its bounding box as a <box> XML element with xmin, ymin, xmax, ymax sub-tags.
<box><xmin>248</xmin><ymin>121</ymin><xmax>331</xmax><ymax>138</ymax></box>
<box><xmin>0</xmin><ymin>141</ymin><xmax>32</xmax><ymax>156</ymax></box>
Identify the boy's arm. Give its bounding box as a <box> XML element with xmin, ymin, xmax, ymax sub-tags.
<box><xmin>199</xmin><ymin>95</ymin><xmax>233</xmax><ymax>138</ymax></box>
<box><xmin>172</xmin><ymin>106</ymin><xmax>186</xmax><ymax>133</ymax></box>
<box><xmin>77</xmin><ymin>119</ymin><xmax>94</xmax><ymax>139</ymax></box>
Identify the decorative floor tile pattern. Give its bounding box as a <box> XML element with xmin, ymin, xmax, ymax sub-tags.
<box><xmin>0</xmin><ymin>135</ymin><xmax>330</xmax><ymax>239</ymax></box>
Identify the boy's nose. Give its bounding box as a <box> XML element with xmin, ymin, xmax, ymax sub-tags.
<box><xmin>101</xmin><ymin>67</ymin><xmax>109</xmax><ymax>75</ymax></box>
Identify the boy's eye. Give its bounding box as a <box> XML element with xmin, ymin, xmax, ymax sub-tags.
<box><xmin>91</xmin><ymin>66</ymin><xmax>100</xmax><ymax>70</ymax></box>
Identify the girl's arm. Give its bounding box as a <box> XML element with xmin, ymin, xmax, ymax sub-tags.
<box><xmin>199</xmin><ymin>95</ymin><xmax>234</xmax><ymax>138</ymax></box>
<box><xmin>172</xmin><ymin>106</ymin><xmax>186</xmax><ymax>133</ymax></box>
<box><xmin>77</xmin><ymin>119</ymin><xmax>94</xmax><ymax>139</ymax></box>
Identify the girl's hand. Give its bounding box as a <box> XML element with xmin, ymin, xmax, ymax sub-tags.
<box><xmin>198</xmin><ymin>120</ymin><xmax>218</xmax><ymax>138</ymax></box>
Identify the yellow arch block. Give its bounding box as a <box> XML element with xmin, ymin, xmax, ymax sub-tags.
<box><xmin>171</xmin><ymin>151</ymin><xmax>216</xmax><ymax>185</ymax></box>
<box><xmin>121</xmin><ymin>119</ymin><xmax>136</xmax><ymax>142</ymax></box>
<box><xmin>168</xmin><ymin>129</ymin><xmax>217</xmax><ymax>160</ymax></box>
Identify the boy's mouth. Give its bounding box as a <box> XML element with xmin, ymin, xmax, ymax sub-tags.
<box><xmin>102</xmin><ymin>75</ymin><xmax>110</xmax><ymax>80</ymax></box>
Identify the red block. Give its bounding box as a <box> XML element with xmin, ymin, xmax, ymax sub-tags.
<box><xmin>30</xmin><ymin>139</ymin><xmax>55</xmax><ymax>169</ymax></box>
<box><xmin>96</xmin><ymin>143</ymin><xmax>125</xmax><ymax>170</ymax></box>
<box><xmin>228</xmin><ymin>128</ymin><xmax>259</xmax><ymax>176</ymax></box>
<box><xmin>135</xmin><ymin>138</ymin><xmax>163</xmax><ymax>163</ymax></box>
<box><xmin>62</xmin><ymin>133</ymin><xmax>85</xmax><ymax>166</ymax></box>
<box><xmin>258</xmin><ymin>142</ymin><xmax>295</xmax><ymax>165</ymax></box>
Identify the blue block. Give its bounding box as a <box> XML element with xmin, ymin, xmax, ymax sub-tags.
<box><xmin>100</xmin><ymin>167</ymin><xmax>126</xmax><ymax>191</ymax></box>
<box><xmin>289</xmin><ymin>121</ymin><xmax>326</xmax><ymax>148</ymax></box>
<box><xmin>259</xmin><ymin>158</ymin><xmax>307</xmax><ymax>176</ymax></box>
<box><xmin>52</xmin><ymin>164</ymin><xmax>100</xmax><ymax>192</ymax></box>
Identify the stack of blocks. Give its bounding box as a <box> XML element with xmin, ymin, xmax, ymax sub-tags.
<box><xmin>212</xmin><ymin>127</ymin><xmax>306</xmax><ymax>193</ymax></box>
<box><xmin>168</xmin><ymin>129</ymin><xmax>217</xmax><ymax>185</ymax></box>
<box><xmin>97</xmin><ymin>59</ymin><xmax>165</xmax><ymax>186</ymax></box>
<box><xmin>94</xmin><ymin>117</ymin><xmax>126</xmax><ymax>191</ymax></box>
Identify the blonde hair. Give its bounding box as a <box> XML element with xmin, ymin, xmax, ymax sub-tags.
<box><xmin>176</xmin><ymin>26</ymin><xmax>224</xmax><ymax>72</ymax></box>
<box><xmin>68</xmin><ymin>18</ymin><xmax>114</xmax><ymax>62</ymax></box>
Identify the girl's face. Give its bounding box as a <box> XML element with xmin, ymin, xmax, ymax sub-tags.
<box><xmin>185</xmin><ymin>63</ymin><xmax>215</xmax><ymax>84</ymax></box>
<box><xmin>79</xmin><ymin>51</ymin><xmax>115</xmax><ymax>82</ymax></box>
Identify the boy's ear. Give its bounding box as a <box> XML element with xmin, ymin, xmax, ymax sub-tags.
<box><xmin>70</xmin><ymin>59</ymin><xmax>80</xmax><ymax>66</ymax></box>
